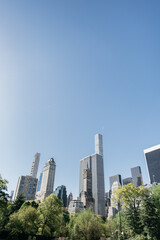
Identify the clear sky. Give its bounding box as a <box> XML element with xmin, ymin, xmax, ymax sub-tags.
<box><xmin>0</xmin><ymin>0</ymin><xmax>160</xmax><ymax>198</ymax></box>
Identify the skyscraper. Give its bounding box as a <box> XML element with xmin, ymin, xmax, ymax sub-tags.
<box><xmin>38</xmin><ymin>158</ymin><xmax>56</xmax><ymax>201</ymax></box>
<box><xmin>109</xmin><ymin>174</ymin><xmax>122</xmax><ymax>190</ymax></box>
<box><xmin>131</xmin><ymin>166</ymin><xmax>143</xmax><ymax>187</ymax></box>
<box><xmin>14</xmin><ymin>153</ymin><xmax>40</xmax><ymax>200</ymax></box>
<box><xmin>30</xmin><ymin>153</ymin><xmax>40</xmax><ymax>178</ymax></box>
<box><xmin>144</xmin><ymin>144</ymin><xmax>160</xmax><ymax>184</ymax></box>
<box><xmin>123</xmin><ymin>177</ymin><xmax>133</xmax><ymax>186</ymax></box>
<box><xmin>79</xmin><ymin>134</ymin><xmax>105</xmax><ymax>216</ymax></box>
<box><xmin>95</xmin><ymin>134</ymin><xmax>103</xmax><ymax>156</ymax></box>
<box><xmin>54</xmin><ymin>185</ymin><xmax>67</xmax><ymax>207</ymax></box>
<box><xmin>14</xmin><ymin>175</ymin><xmax>38</xmax><ymax>200</ymax></box>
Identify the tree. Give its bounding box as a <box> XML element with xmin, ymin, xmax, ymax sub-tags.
<box><xmin>20</xmin><ymin>200</ymin><xmax>39</xmax><ymax>209</ymax></box>
<box><xmin>6</xmin><ymin>206</ymin><xmax>39</xmax><ymax>239</ymax></box>
<box><xmin>140</xmin><ymin>189</ymin><xmax>160</xmax><ymax>240</ymax></box>
<box><xmin>8</xmin><ymin>193</ymin><xmax>25</xmax><ymax>215</ymax></box>
<box><xmin>0</xmin><ymin>175</ymin><xmax>9</xmax><ymax>229</ymax></box>
<box><xmin>69</xmin><ymin>209</ymin><xmax>105</xmax><ymax>240</ymax></box>
<box><xmin>152</xmin><ymin>184</ymin><xmax>160</xmax><ymax>212</ymax></box>
<box><xmin>112</xmin><ymin>183</ymin><xmax>144</xmax><ymax>237</ymax></box>
<box><xmin>38</xmin><ymin>193</ymin><xmax>63</xmax><ymax>237</ymax></box>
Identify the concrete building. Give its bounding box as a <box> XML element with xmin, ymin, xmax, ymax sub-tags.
<box><xmin>131</xmin><ymin>166</ymin><xmax>143</xmax><ymax>187</ymax></box>
<box><xmin>37</xmin><ymin>158</ymin><xmax>56</xmax><ymax>201</ymax></box>
<box><xmin>123</xmin><ymin>177</ymin><xmax>133</xmax><ymax>186</ymax></box>
<box><xmin>14</xmin><ymin>175</ymin><xmax>38</xmax><ymax>200</ymax></box>
<box><xmin>55</xmin><ymin>185</ymin><xmax>67</xmax><ymax>207</ymax></box>
<box><xmin>109</xmin><ymin>174</ymin><xmax>122</xmax><ymax>190</ymax></box>
<box><xmin>80</xmin><ymin>168</ymin><xmax>94</xmax><ymax>210</ymax></box>
<box><xmin>14</xmin><ymin>153</ymin><xmax>40</xmax><ymax>201</ymax></box>
<box><xmin>79</xmin><ymin>134</ymin><xmax>105</xmax><ymax>216</ymax></box>
<box><xmin>30</xmin><ymin>153</ymin><xmax>40</xmax><ymax>178</ymax></box>
<box><xmin>144</xmin><ymin>145</ymin><xmax>160</xmax><ymax>184</ymax></box>
<box><xmin>68</xmin><ymin>200</ymin><xmax>84</xmax><ymax>214</ymax></box>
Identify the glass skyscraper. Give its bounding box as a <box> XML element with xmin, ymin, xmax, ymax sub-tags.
<box><xmin>144</xmin><ymin>144</ymin><xmax>160</xmax><ymax>184</ymax></box>
<box><xmin>54</xmin><ymin>185</ymin><xmax>67</xmax><ymax>207</ymax></box>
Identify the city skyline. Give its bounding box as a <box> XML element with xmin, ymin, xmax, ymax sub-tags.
<box><xmin>1</xmin><ymin>0</ymin><xmax>160</xmax><ymax>198</ymax></box>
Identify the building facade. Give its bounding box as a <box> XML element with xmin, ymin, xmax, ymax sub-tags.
<box><xmin>54</xmin><ymin>185</ymin><xmax>67</xmax><ymax>207</ymax></box>
<box><xmin>80</xmin><ymin>168</ymin><xmax>94</xmax><ymax>210</ymax></box>
<box><xmin>79</xmin><ymin>134</ymin><xmax>105</xmax><ymax>216</ymax></box>
<box><xmin>123</xmin><ymin>177</ymin><xmax>133</xmax><ymax>186</ymax></box>
<box><xmin>131</xmin><ymin>166</ymin><xmax>143</xmax><ymax>187</ymax></box>
<box><xmin>37</xmin><ymin>158</ymin><xmax>56</xmax><ymax>201</ymax></box>
<box><xmin>30</xmin><ymin>152</ymin><xmax>40</xmax><ymax>178</ymax></box>
<box><xmin>14</xmin><ymin>175</ymin><xmax>38</xmax><ymax>200</ymax></box>
<box><xmin>95</xmin><ymin>133</ymin><xmax>103</xmax><ymax>156</ymax></box>
<box><xmin>144</xmin><ymin>145</ymin><xmax>160</xmax><ymax>184</ymax></box>
<box><xmin>68</xmin><ymin>200</ymin><xmax>84</xmax><ymax>214</ymax></box>
<box><xmin>109</xmin><ymin>174</ymin><xmax>122</xmax><ymax>190</ymax></box>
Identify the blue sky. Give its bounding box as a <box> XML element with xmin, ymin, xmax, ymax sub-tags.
<box><xmin>0</xmin><ymin>0</ymin><xmax>160</xmax><ymax>198</ymax></box>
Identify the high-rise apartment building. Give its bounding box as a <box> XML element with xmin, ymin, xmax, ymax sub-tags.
<box><xmin>55</xmin><ymin>185</ymin><xmax>67</xmax><ymax>207</ymax></box>
<box><xmin>144</xmin><ymin>144</ymin><xmax>160</xmax><ymax>184</ymax></box>
<box><xmin>37</xmin><ymin>158</ymin><xmax>56</xmax><ymax>201</ymax></box>
<box><xmin>131</xmin><ymin>166</ymin><xmax>143</xmax><ymax>187</ymax></box>
<box><xmin>79</xmin><ymin>134</ymin><xmax>105</xmax><ymax>216</ymax></box>
<box><xmin>14</xmin><ymin>153</ymin><xmax>40</xmax><ymax>200</ymax></box>
<box><xmin>123</xmin><ymin>177</ymin><xmax>133</xmax><ymax>186</ymax></box>
<box><xmin>30</xmin><ymin>153</ymin><xmax>40</xmax><ymax>178</ymax></box>
<box><xmin>109</xmin><ymin>174</ymin><xmax>122</xmax><ymax>190</ymax></box>
<box><xmin>14</xmin><ymin>175</ymin><xmax>38</xmax><ymax>200</ymax></box>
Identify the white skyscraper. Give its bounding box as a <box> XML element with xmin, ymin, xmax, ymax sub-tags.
<box><xmin>95</xmin><ymin>134</ymin><xmax>103</xmax><ymax>156</ymax></box>
<box><xmin>37</xmin><ymin>158</ymin><xmax>56</xmax><ymax>201</ymax></box>
<box><xmin>30</xmin><ymin>153</ymin><xmax>40</xmax><ymax>178</ymax></box>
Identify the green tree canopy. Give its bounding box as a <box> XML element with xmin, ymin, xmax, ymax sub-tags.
<box><xmin>69</xmin><ymin>209</ymin><xmax>105</xmax><ymax>240</ymax></box>
<box><xmin>0</xmin><ymin>174</ymin><xmax>9</xmax><ymax>229</ymax></box>
<box><xmin>38</xmin><ymin>193</ymin><xmax>63</xmax><ymax>237</ymax></box>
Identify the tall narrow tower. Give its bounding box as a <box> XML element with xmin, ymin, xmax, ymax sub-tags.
<box><xmin>95</xmin><ymin>134</ymin><xmax>103</xmax><ymax>156</ymax></box>
<box><xmin>30</xmin><ymin>153</ymin><xmax>40</xmax><ymax>178</ymax></box>
<box><xmin>79</xmin><ymin>134</ymin><xmax>105</xmax><ymax>216</ymax></box>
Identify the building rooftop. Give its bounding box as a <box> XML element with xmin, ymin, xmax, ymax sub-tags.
<box><xmin>144</xmin><ymin>144</ymin><xmax>160</xmax><ymax>154</ymax></box>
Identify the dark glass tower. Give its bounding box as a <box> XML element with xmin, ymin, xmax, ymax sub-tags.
<box><xmin>144</xmin><ymin>145</ymin><xmax>160</xmax><ymax>184</ymax></box>
<box><xmin>54</xmin><ymin>185</ymin><xmax>67</xmax><ymax>207</ymax></box>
